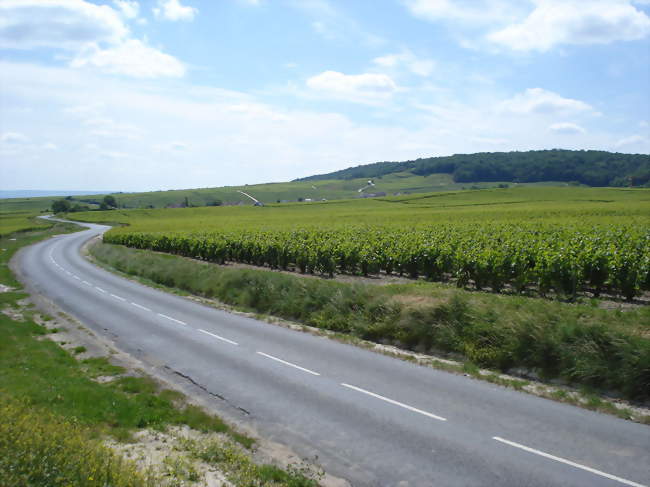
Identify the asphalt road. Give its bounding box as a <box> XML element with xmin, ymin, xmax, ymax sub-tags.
<box><xmin>15</xmin><ymin>221</ymin><xmax>650</xmax><ymax>487</ymax></box>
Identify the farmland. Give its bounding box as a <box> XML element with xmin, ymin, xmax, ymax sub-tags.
<box><xmin>75</xmin><ymin>186</ymin><xmax>650</xmax><ymax>301</ymax></box>
<box><xmin>78</xmin><ymin>185</ymin><xmax>650</xmax><ymax>403</ymax></box>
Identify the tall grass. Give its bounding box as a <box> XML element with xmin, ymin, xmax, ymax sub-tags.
<box><xmin>92</xmin><ymin>242</ymin><xmax>650</xmax><ymax>400</ymax></box>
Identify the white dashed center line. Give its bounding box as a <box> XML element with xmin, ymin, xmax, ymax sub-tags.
<box><xmin>198</xmin><ymin>329</ymin><xmax>238</xmax><ymax>346</ymax></box>
<box><xmin>157</xmin><ymin>313</ymin><xmax>186</xmax><ymax>326</ymax></box>
<box><xmin>341</xmin><ymin>383</ymin><xmax>446</xmax><ymax>422</ymax></box>
<box><xmin>131</xmin><ymin>302</ymin><xmax>151</xmax><ymax>312</ymax></box>
<box><xmin>492</xmin><ymin>437</ymin><xmax>647</xmax><ymax>487</ymax></box>
<box><xmin>82</xmin><ymin>280</ymin><xmax>92</xmax><ymax>286</ymax></box>
<box><xmin>95</xmin><ymin>287</ymin><xmax>107</xmax><ymax>294</ymax></box>
<box><xmin>72</xmin><ymin>275</ymin><xmax>81</xmax><ymax>280</ymax></box>
<box><xmin>110</xmin><ymin>293</ymin><xmax>126</xmax><ymax>302</ymax></box>
<box><xmin>256</xmin><ymin>352</ymin><xmax>320</xmax><ymax>376</ymax></box>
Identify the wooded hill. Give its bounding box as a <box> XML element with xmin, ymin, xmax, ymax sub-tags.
<box><xmin>296</xmin><ymin>150</ymin><xmax>650</xmax><ymax>187</ymax></box>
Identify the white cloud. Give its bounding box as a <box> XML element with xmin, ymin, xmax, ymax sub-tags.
<box><xmin>373</xmin><ymin>50</ymin><xmax>435</xmax><ymax>77</ymax></box>
<box><xmin>403</xmin><ymin>0</ymin><xmax>523</xmax><ymax>25</ymax></box>
<box><xmin>153</xmin><ymin>0</ymin><xmax>198</xmax><ymax>22</ymax></box>
<box><xmin>499</xmin><ymin>88</ymin><xmax>595</xmax><ymax>116</ymax></box>
<box><xmin>0</xmin><ymin>60</ymin><xmax>645</xmax><ymax>192</ymax></box>
<box><xmin>71</xmin><ymin>39</ymin><xmax>185</xmax><ymax>78</ymax></box>
<box><xmin>488</xmin><ymin>0</ymin><xmax>650</xmax><ymax>52</ymax></box>
<box><xmin>549</xmin><ymin>122</ymin><xmax>586</xmax><ymax>134</ymax></box>
<box><xmin>0</xmin><ymin>132</ymin><xmax>28</xmax><ymax>143</ymax></box>
<box><xmin>306</xmin><ymin>71</ymin><xmax>398</xmax><ymax>103</ymax></box>
<box><xmin>112</xmin><ymin>0</ymin><xmax>139</xmax><ymax>19</ymax></box>
<box><xmin>43</xmin><ymin>142</ymin><xmax>58</xmax><ymax>150</ymax></box>
<box><xmin>0</xmin><ymin>0</ymin><xmax>183</xmax><ymax>79</ymax></box>
<box><xmin>0</xmin><ymin>0</ymin><xmax>128</xmax><ymax>50</ymax></box>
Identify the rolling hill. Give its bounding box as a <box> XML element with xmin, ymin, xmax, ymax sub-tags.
<box><xmin>1</xmin><ymin>149</ymin><xmax>647</xmax><ymax>213</ymax></box>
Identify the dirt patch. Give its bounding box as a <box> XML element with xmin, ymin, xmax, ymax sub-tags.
<box><xmin>2</xmin><ymin>307</ymin><xmax>25</xmax><ymax>321</ymax></box>
<box><xmin>108</xmin><ymin>427</ymin><xmax>231</xmax><ymax>487</ymax></box>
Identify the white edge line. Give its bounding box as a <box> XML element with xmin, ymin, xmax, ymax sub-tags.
<box><xmin>110</xmin><ymin>293</ymin><xmax>126</xmax><ymax>302</ymax></box>
<box><xmin>257</xmin><ymin>351</ymin><xmax>320</xmax><ymax>376</ymax></box>
<box><xmin>95</xmin><ymin>287</ymin><xmax>107</xmax><ymax>294</ymax></box>
<box><xmin>198</xmin><ymin>329</ymin><xmax>238</xmax><ymax>346</ymax></box>
<box><xmin>341</xmin><ymin>383</ymin><xmax>446</xmax><ymax>422</ymax></box>
<box><xmin>131</xmin><ymin>302</ymin><xmax>151</xmax><ymax>312</ymax></box>
<box><xmin>157</xmin><ymin>313</ymin><xmax>186</xmax><ymax>326</ymax></box>
<box><xmin>492</xmin><ymin>437</ymin><xmax>647</xmax><ymax>487</ymax></box>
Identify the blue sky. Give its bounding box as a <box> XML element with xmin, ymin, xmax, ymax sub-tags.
<box><xmin>1</xmin><ymin>0</ymin><xmax>649</xmax><ymax>191</ymax></box>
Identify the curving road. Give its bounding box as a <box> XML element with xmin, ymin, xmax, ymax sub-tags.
<box><xmin>15</xmin><ymin>220</ymin><xmax>650</xmax><ymax>487</ymax></box>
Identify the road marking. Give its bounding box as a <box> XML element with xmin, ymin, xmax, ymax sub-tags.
<box><xmin>131</xmin><ymin>302</ymin><xmax>151</xmax><ymax>312</ymax></box>
<box><xmin>199</xmin><ymin>329</ymin><xmax>238</xmax><ymax>346</ymax></box>
<box><xmin>66</xmin><ymin>271</ymin><xmax>72</xmax><ymax>276</ymax></box>
<box><xmin>82</xmin><ymin>280</ymin><xmax>92</xmax><ymax>286</ymax></box>
<box><xmin>157</xmin><ymin>313</ymin><xmax>186</xmax><ymax>326</ymax></box>
<box><xmin>72</xmin><ymin>275</ymin><xmax>81</xmax><ymax>280</ymax></box>
<box><xmin>492</xmin><ymin>437</ymin><xmax>647</xmax><ymax>487</ymax></box>
<box><xmin>256</xmin><ymin>352</ymin><xmax>320</xmax><ymax>376</ymax></box>
<box><xmin>341</xmin><ymin>383</ymin><xmax>446</xmax><ymax>422</ymax></box>
<box><xmin>95</xmin><ymin>287</ymin><xmax>107</xmax><ymax>294</ymax></box>
<box><xmin>110</xmin><ymin>293</ymin><xmax>126</xmax><ymax>302</ymax></box>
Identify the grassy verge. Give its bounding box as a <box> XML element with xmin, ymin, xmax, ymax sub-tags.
<box><xmin>90</xmin><ymin>241</ymin><xmax>650</xmax><ymax>403</ymax></box>
<box><xmin>0</xmin><ymin>225</ymin><xmax>320</xmax><ymax>486</ymax></box>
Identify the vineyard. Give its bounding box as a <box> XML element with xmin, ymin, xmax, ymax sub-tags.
<box><xmin>105</xmin><ymin>223</ymin><xmax>649</xmax><ymax>301</ymax></box>
<box><xmin>73</xmin><ymin>187</ymin><xmax>650</xmax><ymax>301</ymax></box>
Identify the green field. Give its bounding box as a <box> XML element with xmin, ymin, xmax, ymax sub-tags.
<box><xmin>0</xmin><ymin>173</ymin><xmax>574</xmax><ymax>213</ymax></box>
<box><xmin>74</xmin><ymin>186</ymin><xmax>649</xmax><ymax>230</ymax></box>
<box><xmin>72</xmin><ymin>187</ymin><xmax>650</xmax><ymax>301</ymax></box>
<box><xmin>0</xmin><ymin>211</ymin><xmax>53</xmax><ymax>237</ymax></box>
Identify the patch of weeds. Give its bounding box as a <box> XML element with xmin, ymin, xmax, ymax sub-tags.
<box><xmin>182</xmin><ymin>437</ymin><xmax>320</xmax><ymax>486</ymax></box>
<box><xmin>162</xmin><ymin>455</ymin><xmax>200</xmax><ymax>484</ymax></box>
<box><xmin>551</xmin><ymin>389</ymin><xmax>569</xmax><ymax>401</ymax></box>
<box><xmin>30</xmin><ymin>324</ymin><xmax>48</xmax><ymax>336</ymax></box>
<box><xmin>82</xmin><ymin>356</ymin><xmax>126</xmax><ymax>378</ymax></box>
<box><xmin>114</xmin><ymin>376</ymin><xmax>158</xmax><ymax>395</ymax></box>
<box><xmin>462</xmin><ymin>361</ymin><xmax>480</xmax><ymax>375</ymax></box>
<box><xmin>159</xmin><ymin>388</ymin><xmax>184</xmax><ymax>403</ymax></box>
<box><xmin>177</xmin><ymin>404</ymin><xmax>229</xmax><ymax>434</ymax></box>
<box><xmin>73</xmin><ymin>346</ymin><xmax>87</xmax><ymax>355</ymax></box>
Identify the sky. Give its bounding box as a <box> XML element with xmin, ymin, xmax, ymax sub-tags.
<box><xmin>0</xmin><ymin>0</ymin><xmax>649</xmax><ymax>192</ymax></box>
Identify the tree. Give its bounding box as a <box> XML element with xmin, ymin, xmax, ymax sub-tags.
<box><xmin>103</xmin><ymin>195</ymin><xmax>117</xmax><ymax>208</ymax></box>
<box><xmin>52</xmin><ymin>199</ymin><xmax>71</xmax><ymax>213</ymax></box>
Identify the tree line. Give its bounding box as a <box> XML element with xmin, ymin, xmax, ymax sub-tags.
<box><xmin>297</xmin><ymin>149</ymin><xmax>650</xmax><ymax>187</ymax></box>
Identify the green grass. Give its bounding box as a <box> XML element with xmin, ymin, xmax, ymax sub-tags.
<box><xmin>0</xmin><ymin>211</ymin><xmax>52</xmax><ymax>237</ymax></box>
<box><xmin>71</xmin><ymin>186</ymin><xmax>650</xmax><ymax>232</ymax></box>
<box><xmin>90</xmin><ymin>241</ymin><xmax>650</xmax><ymax>401</ymax></box>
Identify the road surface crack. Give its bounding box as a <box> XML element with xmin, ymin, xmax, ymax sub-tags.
<box><xmin>165</xmin><ymin>366</ymin><xmax>251</xmax><ymax>415</ymax></box>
